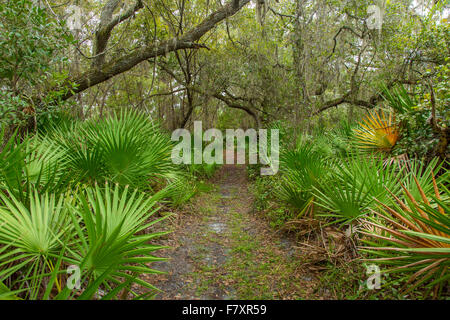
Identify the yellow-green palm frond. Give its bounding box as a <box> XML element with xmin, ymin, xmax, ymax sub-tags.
<box><xmin>354</xmin><ymin>110</ymin><xmax>399</xmax><ymax>153</ymax></box>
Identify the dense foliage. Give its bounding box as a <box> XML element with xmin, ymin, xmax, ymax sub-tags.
<box><xmin>0</xmin><ymin>111</ymin><xmax>212</xmax><ymax>299</ymax></box>
<box><xmin>0</xmin><ymin>0</ymin><xmax>448</xmax><ymax>300</ymax></box>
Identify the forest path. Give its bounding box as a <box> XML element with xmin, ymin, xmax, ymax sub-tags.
<box><xmin>137</xmin><ymin>160</ymin><xmax>320</xmax><ymax>300</ymax></box>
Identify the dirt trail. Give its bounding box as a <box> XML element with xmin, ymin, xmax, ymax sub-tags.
<box><xmin>136</xmin><ymin>162</ymin><xmax>320</xmax><ymax>300</ymax></box>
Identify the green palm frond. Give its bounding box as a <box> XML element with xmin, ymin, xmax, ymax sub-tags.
<box><xmin>314</xmin><ymin>154</ymin><xmax>406</xmax><ymax>222</ymax></box>
<box><xmin>278</xmin><ymin>144</ymin><xmax>329</xmax><ymax>214</ymax></box>
<box><xmin>46</xmin><ymin>110</ymin><xmax>180</xmax><ymax>189</ymax></box>
<box><xmin>0</xmin><ymin>189</ymin><xmax>75</xmax><ymax>299</ymax></box>
<box><xmin>380</xmin><ymin>84</ymin><xmax>416</xmax><ymax>114</ymax></box>
<box><xmin>64</xmin><ymin>183</ymin><xmax>169</xmax><ymax>299</ymax></box>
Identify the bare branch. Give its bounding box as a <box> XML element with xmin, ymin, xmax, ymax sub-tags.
<box><xmin>327</xmin><ymin>26</ymin><xmax>364</xmax><ymax>60</ymax></box>
<box><xmin>312</xmin><ymin>79</ymin><xmax>420</xmax><ymax>116</ymax></box>
<box><xmin>158</xmin><ymin>61</ymin><xmax>261</xmax><ymax>127</ymax></box>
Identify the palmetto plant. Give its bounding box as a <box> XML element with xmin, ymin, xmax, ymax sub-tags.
<box><xmin>303</xmin><ymin>121</ymin><xmax>355</xmax><ymax>159</ymax></box>
<box><xmin>314</xmin><ymin>171</ymin><xmax>372</xmax><ymax>224</ymax></box>
<box><xmin>360</xmin><ymin>173</ymin><xmax>449</xmax><ymax>297</ymax></box>
<box><xmin>0</xmin><ymin>190</ymin><xmax>75</xmax><ymax>299</ymax></box>
<box><xmin>353</xmin><ymin>110</ymin><xmax>399</xmax><ymax>153</ymax></box>
<box><xmin>83</xmin><ymin>112</ymin><xmax>175</xmax><ymax>186</ymax></box>
<box><xmin>0</xmin><ymin>184</ymin><xmax>169</xmax><ymax>300</ymax></box>
<box><xmin>278</xmin><ymin>144</ymin><xmax>329</xmax><ymax>216</ymax></box>
<box><xmin>0</xmin><ymin>128</ymin><xmax>26</xmax><ymax>191</ymax></box>
<box><xmin>0</xmin><ymin>111</ymin><xmax>194</xmax><ymax>300</ymax></box>
<box><xmin>380</xmin><ymin>84</ymin><xmax>415</xmax><ymax>115</ymax></box>
<box><xmin>402</xmin><ymin>158</ymin><xmax>448</xmax><ymax>203</ymax></box>
<box><xmin>164</xmin><ymin>176</ymin><xmax>198</xmax><ymax>206</ymax></box>
<box><xmin>0</xmin><ymin>280</ymin><xmax>20</xmax><ymax>300</ymax></box>
<box><xmin>58</xmin><ymin>183</ymin><xmax>169</xmax><ymax>300</ymax></box>
<box><xmin>0</xmin><ymin>129</ymin><xmax>70</xmax><ymax>204</ymax></box>
<box><xmin>47</xmin><ymin>111</ymin><xmax>179</xmax><ymax>189</ymax></box>
<box><xmin>25</xmin><ymin>135</ymin><xmax>68</xmax><ymax>187</ymax></box>
<box><xmin>50</xmin><ymin>123</ymin><xmax>106</xmax><ymax>185</ymax></box>
<box><xmin>314</xmin><ymin>155</ymin><xmax>405</xmax><ymax>223</ymax></box>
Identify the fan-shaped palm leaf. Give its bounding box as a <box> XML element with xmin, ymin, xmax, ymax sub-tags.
<box><xmin>354</xmin><ymin>110</ymin><xmax>399</xmax><ymax>153</ymax></box>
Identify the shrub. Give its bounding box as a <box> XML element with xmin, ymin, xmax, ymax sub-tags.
<box><xmin>360</xmin><ymin>172</ymin><xmax>449</xmax><ymax>297</ymax></box>
<box><xmin>278</xmin><ymin>144</ymin><xmax>329</xmax><ymax>216</ymax></box>
<box><xmin>0</xmin><ymin>184</ymin><xmax>169</xmax><ymax>300</ymax></box>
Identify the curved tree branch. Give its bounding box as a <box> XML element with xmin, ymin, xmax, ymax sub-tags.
<box><xmin>56</xmin><ymin>0</ymin><xmax>251</xmax><ymax>102</ymax></box>
<box><xmin>93</xmin><ymin>0</ymin><xmax>144</xmax><ymax>67</ymax></box>
<box><xmin>158</xmin><ymin>62</ymin><xmax>261</xmax><ymax>128</ymax></box>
